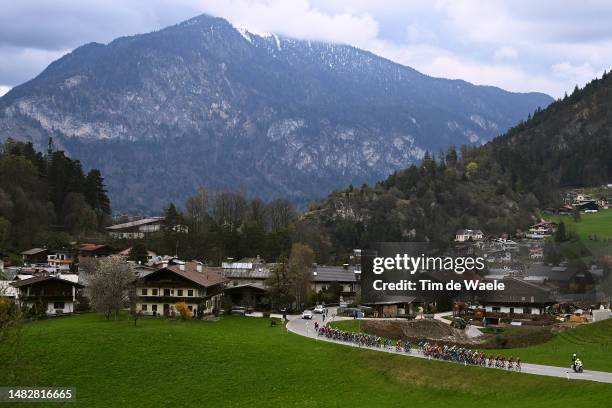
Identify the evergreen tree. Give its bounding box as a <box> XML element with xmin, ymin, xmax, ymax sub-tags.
<box><xmin>129</xmin><ymin>241</ymin><xmax>149</xmax><ymax>264</ymax></box>
<box><xmin>555</xmin><ymin>221</ymin><xmax>567</xmax><ymax>242</ymax></box>
<box><xmin>84</xmin><ymin>169</ymin><xmax>111</xmax><ymax>216</ymax></box>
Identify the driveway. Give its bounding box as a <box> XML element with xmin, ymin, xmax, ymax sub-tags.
<box><xmin>286</xmin><ymin>308</ymin><xmax>612</xmax><ymax>384</ymax></box>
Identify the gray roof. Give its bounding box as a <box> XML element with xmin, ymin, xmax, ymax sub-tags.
<box><xmin>218</xmin><ymin>266</ymin><xmax>272</xmax><ymax>280</ymax></box>
<box><xmin>106</xmin><ymin>217</ymin><xmax>164</xmax><ymax>231</ymax></box>
<box><xmin>363</xmin><ymin>296</ymin><xmax>417</xmax><ymax>305</ymax></box>
<box><xmin>312</xmin><ymin>266</ymin><xmax>358</xmax><ymax>282</ymax></box>
<box><xmin>525</xmin><ymin>263</ymin><xmax>576</xmax><ymax>282</ymax></box>
<box><xmin>21</xmin><ymin>248</ymin><xmax>48</xmax><ymax>256</ymax></box>
<box><xmin>11</xmin><ymin>275</ymin><xmax>84</xmax><ymax>288</ymax></box>
<box><xmin>224</xmin><ymin>283</ymin><xmax>267</xmax><ymax>291</ymax></box>
<box><xmin>479</xmin><ymin>277</ymin><xmax>556</xmax><ymax>305</ymax></box>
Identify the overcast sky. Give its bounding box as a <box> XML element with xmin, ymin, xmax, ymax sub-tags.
<box><xmin>1</xmin><ymin>0</ymin><xmax>611</xmax><ymax>98</ymax></box>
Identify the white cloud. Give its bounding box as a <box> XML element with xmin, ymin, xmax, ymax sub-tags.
<box><xmin>197</xmin><ymin>0</ymin><xmax>379</xmax><ymax>46</ymax></box>
<box><xmin>551</xmin><ymin>61</ymin><xmax>604</xmax><ymax>92</ymax></box>
<box><xmin>494</xmin><ymin>46</ymin><xmax>518</xmax><ymax>61</ymax></box>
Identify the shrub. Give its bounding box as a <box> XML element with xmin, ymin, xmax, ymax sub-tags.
<box><xmin>175</xmin><ymin>302</ymin><xmax>193</xmax><ymax>320</ymax></box>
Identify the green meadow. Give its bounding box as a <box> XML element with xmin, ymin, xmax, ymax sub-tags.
<box><xmin>1</xmin><ymin>314</ymin><xmax>610</xmax><ymax>408</ymax></box>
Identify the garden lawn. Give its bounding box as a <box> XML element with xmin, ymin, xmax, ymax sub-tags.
<box><xmin>1</xmin><ymin>314</ymin><xmax>611</xmax><ymax>408</ymax></box>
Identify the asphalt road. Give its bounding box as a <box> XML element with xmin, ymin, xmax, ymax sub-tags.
<box><xmin>286</xmin><ymin>308</ymin><xmax>612</xmax><ymax>384</ymax></box>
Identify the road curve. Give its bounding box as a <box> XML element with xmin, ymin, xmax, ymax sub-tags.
<box><xmin>286</xmin><ymin>309</ymin><xmax>612</xmax><ymax>384</ymax></box>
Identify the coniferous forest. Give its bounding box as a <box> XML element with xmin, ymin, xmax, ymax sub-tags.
<box><xmin>0</xmin><ymin>139</ymin><xmax>110</xmax><ymax>257</ymax></box>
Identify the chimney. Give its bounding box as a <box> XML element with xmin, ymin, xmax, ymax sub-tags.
<box><xmin>162</xmin><ymin>262</ymin><xmax>168</xmax><ymax>268</ymax></box>
<box><xmin>196</xmin><ymin>264</ymin><xmax>202</xmax><ymax>273</ymax></box>
<box><xmin>343</xmin><ymin>263</ymin><xmax>349</xmax><ymax>270</ymax></box>
<box><xmin>179</xmin><ymin>264</ymin><xmax>185</xmax><ymax>271</ymax></box>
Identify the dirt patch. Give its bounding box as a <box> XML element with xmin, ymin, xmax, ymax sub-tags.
<box><xmin>362</xmin><ymin>319</ymin><xmax>470</xmax><ymax>343</ymax></box>
<box><xmin>360</xmin><ymin>319</ymin><xmax>554</xmax><ymax>348</ymax></box>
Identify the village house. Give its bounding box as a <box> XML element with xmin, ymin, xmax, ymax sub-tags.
<box><xmin>134</xmin><ymin>261</ymin><xmax>226</xmax><ymax>317</ymax></box>
<box><xmin>527</xmin><ymin>221</ymin><xmax>558</xmax><ymax>238</ymax></box>
<box><xmin>107</xmin><ymin>217</ymin><xmax>190</xmax><ymax>239</ymax></box>
<box><xmin>311</xmin><ymin>264</ymin><xmax>361</xmax><ymax>302</ymax></box>
<box><xmin>574</xmin><ymin>193</ymin><xmax>593</xmax><ymax>204</ymax></box>
<box><xmin>557</xmin><ymin>204</ymin><xmax>576</xmax><ymax>215</ymax></box>
<box><xmin>20</xmin><ymin>247</ymin><xmax>74</xmax><ymax>271</ymax></box>
<box><xmin>476</xmin><ymin>277</ymin><xmax>556</xmax><ymax>316</ymax></box>
<box><xmin>106</xmin><ymin>217</ymin><xmax>165</xmax><ymax>239</ymax></box>
<box><xmin>577</xmin><ymin>201</ymin><xmax>599</xmax><ymax>212</ymax></box>
<box><xmin>524</xmin><ymin>263</ymin><xmax>580</xmax><ymax>288</ymax></box>
<box><xmin>78</xmin><ymin>243</ymin><xmax>116</xmax><ymax>258</ymax></box>
<box><xmin>21</xmin><ymin>248</ymin><xmax>50</xmax><ymax>265</ymax></box>
<box><xmin>46</xmin><ymin>250</ymin><xmax>73</xmax><ymax>271</ymax></box>
<box><xmin>217</xmin><ymin>257</ymin><xmax>273</xmax><ymax>307</ymax></box>
<box><xmin>363</xmin><ymin>296</ymin><xmax>417</xmax><ymax>318</ymax></box>
<box><xmin>483</xmin><ymin>249</ymin><xmax>512</xmax><ymax>263</ymax></box>
<box><xmin>454</xmin><ymin>229</ymin><xmax>484</xmax><ymax>242</ymax></box>
<box><xmin>11</xmin><ymin>274</ymin><xmax>83</xmax><ymax>315</ymax></box>
<box><xmin>529</xmin><ymin>247</ymin><xmax>544</xmax><ymax>259</ymax></box>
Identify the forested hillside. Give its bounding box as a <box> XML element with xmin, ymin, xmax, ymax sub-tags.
<box><xmin>298</xmin><ymin>71</ymin><xmax>612</xmax><ymax>261</ymax></box>
<box><xmin>0</xmin><ymin>139</ymin><xmax>110</xmax><ymax>255</ymax></box>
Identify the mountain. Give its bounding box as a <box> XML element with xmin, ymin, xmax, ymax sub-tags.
<box><xmin>298</xmin><ymin>72</ymin><xmax>612</xmax><ymax>260</ymax></box>
<box><xmin>0</xmin><ymin>14</ymin><xmax>552</xmax><ymax>212</ymax></box>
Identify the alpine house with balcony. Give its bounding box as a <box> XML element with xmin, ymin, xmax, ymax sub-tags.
<box><xmin>134</xmin><ymin>261</ymin><xmax>227</xmax><ymax>317</ymax></box>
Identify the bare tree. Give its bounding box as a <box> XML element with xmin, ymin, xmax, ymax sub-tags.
<box><xmin>185</xmin><ymin>187</ymin><xmax>210</xmax><ymax>233</ymax></box>
<box><xmin>212</xmin><ymin>190</ymin><xmax>247</xmax><ymax>227</ymax></box>
<box><xmin>265</xmin><ymin>256</ymin><xmax>294</xmax><ymax>310</ymax></box>
<box><xmin>265</xmin><ymin>199</ymin><xmax>296</xmax><ymax>231</ymax></box>
<box><xmin>288</xmin><ymin>243</ymin><xmax>315</xmax><ymax>309</ymax></box>
<box><xmin>83</xmin><ymin>256</ymin><xmax>134</xmax><ymax>320</ymax></box>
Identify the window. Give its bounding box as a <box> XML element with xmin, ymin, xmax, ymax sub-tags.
<box><xmin>54</xmin><ymin>301</ymin><xmax>65</xmax><ymax>309</ymax></box>
<box><xmin>141</xmin><ymin>288</ymin><xmax>148</xmax><ymax>296</ymax></box>
<box><xmin>164</xmin><ymin>289</ymin><xmax>171</xmax><ymax>296</ymax></box>
<box><xmin>177</xmin><ymin>289</ymin><xmax>183</xmax><ymax>296</ymax></box>
<box><xmin>523</xmin><ymin>308</ymin><xmax>532</xmax><ymax>314</ymax></box>
<box><xmin>141</xmin><ymin>304</ymin><xmax>148</xmax><ymax>311</ymax></box>
<box><xmin>492</xmin><ymin>306</ymin><xmax>501</xmax><ymax>313</ymax></box>
<box><xmin>187</xmin><ymin>289</ymin><xmax>193</xmax><ymax>297</ymax></box>
<box><xmin>152</xmin><ymin>304</ymin><xmax>158</xmax><ymax>311</ymax></box>
<box><xmin>152</xmin><ymin>289</ymin><xmax>158</xmax><ymax>296</ymax></box>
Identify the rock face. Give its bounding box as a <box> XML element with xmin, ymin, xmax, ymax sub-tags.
<box><xmin>0</xmin><ymin>14</ymin><xmax>552</xmax><ymax>212</ymax></box>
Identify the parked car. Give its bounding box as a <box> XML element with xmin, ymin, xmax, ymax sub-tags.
<box><xmin>230</xmin><ymin>307</ymin><xmax>247</xmax><ymax>316</ymax></box>
<box><xmin>302</xmin><ymin>310</ymin><xmax>314</xmax><ymax>319</ymax></box>
<box><xmin>313</xmin><ymin>305</ymin><xmax>326</xmax><ymax>314</ymax></box>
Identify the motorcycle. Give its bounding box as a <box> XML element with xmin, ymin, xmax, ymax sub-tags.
<box><xmin>571</xmin><ymin>360</ymin><xmax>584</xmax><ymax>373</ymax></box>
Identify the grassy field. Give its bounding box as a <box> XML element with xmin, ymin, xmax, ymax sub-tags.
<box><xmin>545</xmin><ymin>209</ymin><xmax>612</xmax><ymax>240</ymax></box>
<box><xmin>332</xmin><ymin>318</ymin><xmax>612</xmax><ymax>372</ymax></box>
<box><xmin>1</xmin><ymin>314</ymin><xmax>611</xmax><ymax>408</ymax></box>
<box><xmin>490</xmin><ymin>319</ymin><xmax>612</xmax><ymax>371</ymax></box>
